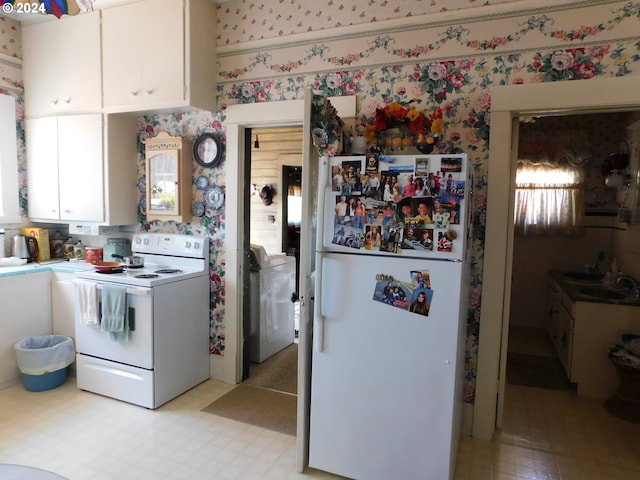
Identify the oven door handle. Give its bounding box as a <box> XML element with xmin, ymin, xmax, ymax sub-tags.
<box><xmin>73</xmin><ymin>280</ymin><xmax>151</xmax><ymax>297</ymax></box>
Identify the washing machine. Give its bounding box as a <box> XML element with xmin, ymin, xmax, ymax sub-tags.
<box><xmin>249</xmin><ymin>244</ymin><xmax>296</xmax><ymax>363</ymax></box>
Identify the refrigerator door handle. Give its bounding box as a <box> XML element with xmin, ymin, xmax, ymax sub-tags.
<box><xmin>316</xmin><ymin>155</ymin><xmax>329</xmax><ymax>250</ymax></box>
<box><xmin>313</xmin><ymin>251</ymin><xmax>325</xmax><ymax>352</ymax></box>
<box><xmin>313</xmin><ymin>156</ymin><xmax>330</xmax><ymax>353</ymax></box>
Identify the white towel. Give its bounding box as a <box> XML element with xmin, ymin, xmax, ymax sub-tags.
<box><xmin>75</xmin><ymin>280</ymin><xmax>99</xmax><ymax>327</ymax></box>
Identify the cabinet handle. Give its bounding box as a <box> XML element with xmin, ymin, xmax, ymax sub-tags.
<box><xmin>144</xmin><ymin>89</ymin><xmax>154</xmax><ymax>95</ymax></box>
<box><xmin>51</xmin><ymin>98</ymin><xmax>59</xmax><ymax>105</ymax></box>
<box><xmin>130</xmin><ymin>90</ymin><xmax>139</xmax><ymax>97</ymax></box>
<box><xmin>64</xmin><ymin>98</ymin><xmax>71</xmax><ymax>104</ymax></box>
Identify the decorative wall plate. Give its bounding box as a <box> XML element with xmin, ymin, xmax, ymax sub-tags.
<box><xmin>196</xmin><ymin>175</ymin><xmax>209</xmax><ymax>190</ymax></box>
<box><xmin>192</xmin><ymin>201</ymin><xmax>205</xmax><ymax>217</ymax></box>
<box><xmin>204</xmin><ymin>185</ymin><xmax>224</xmax><ymax>209</ymax></box>
<box><xmin>193</xmin><ymin>133</ymin><xmax>223</xmax><ymax>168</ymax></box>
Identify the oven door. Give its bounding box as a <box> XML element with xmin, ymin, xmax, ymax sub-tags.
<box><xmin>74</xmin><ymin>281</ymin><xmax>153</xmax><ymax>369</ymax></box>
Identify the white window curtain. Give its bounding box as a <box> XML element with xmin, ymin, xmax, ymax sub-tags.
<box><xmin>514</xmin><ymin>162</ymin><xmax>584</xmax><ymax>236</ymax></box>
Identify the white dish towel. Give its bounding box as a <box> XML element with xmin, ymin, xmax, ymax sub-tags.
<box><xmin>74</xmin><ymin>280</ymin><xmax>99</xmax><ymax>327</ymax></box>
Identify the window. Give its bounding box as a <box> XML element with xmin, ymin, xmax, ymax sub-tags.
<box><xmin>0</xmin><ymin>94</ymin><xmax>20</xmax><ymax>223</ymax></box>
<box><xmin>514</xmin><ymin>162</ymin><xmax>584</xmax><ymax>236</ymax></box>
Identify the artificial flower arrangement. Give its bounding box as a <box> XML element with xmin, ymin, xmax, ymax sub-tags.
<box><xmin>364</xmin><ymin>101</ymin><xmax>445</xmax><ymax>153</ymax></box>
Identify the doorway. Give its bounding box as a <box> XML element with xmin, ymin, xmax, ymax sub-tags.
<box><xmin>474</xmin><ymin>76</ymin><xmax>640</xmax><ymax>440</ymax></box>
<box><xmin>243</xmin><ymin>128</ymin><xmax>303</xmax><ymax>393</ymax></box>
<box><xmin>506</xmin><ymin>112</ymin><xmax>630</xmax><ymax>391</ymax></box>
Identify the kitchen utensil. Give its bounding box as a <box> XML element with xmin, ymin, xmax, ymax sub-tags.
<box><xmin>92</xmin><ymin>261</ymin><xmax>124</xmax><ymax>273</ymax></box>
<box><xmin>112</xmin><ymin>254</ymin><xmax>144</xmax><ymax>268</ymax></box>
<box><xmin>11</xmin><ymin>234</ymin><xmax>39</xmax><ymax>263</ymax></box>
<box><xmin>85</xmin><ymin>247</ymin><xmax>103</xmax><ymax>264</ymax></box>
<box><xmin>103</xmin><ymin>238</ymin><xmax>131</xmax><ymax>261</ymax></box>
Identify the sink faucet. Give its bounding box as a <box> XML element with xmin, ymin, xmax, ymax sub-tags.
<box><xmin>616</xmin><ymin>275</ymin><xmax>640</xmax><ymax>302</ymax></box>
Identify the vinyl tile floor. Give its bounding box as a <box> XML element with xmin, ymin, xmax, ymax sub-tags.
<box><xmin>1</xmin><ymin>375</ymin><xmax>639</xmax><ymax>480</ymax></box>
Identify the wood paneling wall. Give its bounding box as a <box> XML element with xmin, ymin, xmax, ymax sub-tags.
<box><xmin>249</xmin><ymin>127</ymin><xmax>303</xmax><ymax>255</ymax></box>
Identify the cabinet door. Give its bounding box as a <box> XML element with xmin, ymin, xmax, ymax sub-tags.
<box><xmin>556</xmin><ymin>303</ymin><xmax>574</xmax><ymax>378</ymax></box>
<box><xmin>58</xmin><ymin>115</ymin><xmax>104</xmax><ymax>222</ymax></box>
<box><xmin>52</xmin><ymin>272</ymin><xmax>76</xmax><ymax>341</ymax></box>
<box><xmin>102</xmin><ymin>0</ymin><xmax>184</xmax><ymax>111</ymax></box>
<box><xmin>102</xmin><ymin>1</ymin><xmax>145</xmax><ymax>109</ymax></box>
<box><xmin>22</xmin><ymin>12</ymin><xmax>101</xmax><ymax>116</ymax></box>
<box><xmin>141</xmin><ymin>0</ymin><xmax>184</xmax><ymax>106</ymax></box>
<box><xmin>26</xmin><ymin>117</ymin><xmax>60</xmax><ymax>220</ymax></box>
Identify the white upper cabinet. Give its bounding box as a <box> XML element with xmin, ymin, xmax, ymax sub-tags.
<box><xmin>102</xmin><ymin>0</ymin><xmax>216</xmax><ymax>113</ymax></box>
<box><xmin>22</xmin><ymin>11</ymin><xmax>102</xmax><ymax>117</ymax></box>
<box><xmin>26</xmin><ymin>115</ymin><xmax>103</xmax><ymax>222</ymax></box>
<box><xmin>26</xmin><ymin>114</ymin><xmax>138</xmax><ymax>225</ymax></box>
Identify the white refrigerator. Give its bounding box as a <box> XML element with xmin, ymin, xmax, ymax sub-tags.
<box><xmin>308</xmin><ymin>153</ymin><xmax>470</xmax><ymax>480</ymax></box>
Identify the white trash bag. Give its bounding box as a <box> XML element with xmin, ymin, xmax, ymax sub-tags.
<box><xmin>14</xmin><ymin>335</ymin><xmax>75</xmax><ymax>375</ymax></box>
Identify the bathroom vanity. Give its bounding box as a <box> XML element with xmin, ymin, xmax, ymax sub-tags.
<box><xmin>547</xmin><ymin>271</ymin><xmax>640</xmax><ymax>399</ymax></box>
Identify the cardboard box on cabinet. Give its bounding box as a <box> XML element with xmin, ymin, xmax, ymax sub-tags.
<box><xmin>21</xmin><ymin>227</ymin><xmax>50</xmax><ymax>262</ymax></box>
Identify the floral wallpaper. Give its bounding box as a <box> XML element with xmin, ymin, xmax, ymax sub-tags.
<box><xmin>3</xmin><ymin>0</ymin><xmax>640</xmax><ymax>405</ymax></box>
<box><xmin>0</xmin><ymin>14</ymin><xmax>20</xmax><ymax>58</ymax></box>
<box><xmin>212</xmin><ymin>0</ymin><xmax>640</xmax><ymax>404</ymax></box>
<box><xmin>135</xmin><ymin>112</ymin><xmax>228</xmax><ymax>356</ymax></box>
<box><xmin>216</xmin><ymin>0</ymin><xmax>517</xmax><ymax>45</ymax></box>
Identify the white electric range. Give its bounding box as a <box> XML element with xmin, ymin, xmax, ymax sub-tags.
<box><xmin>73</xmin><ymin>233</ymin><xmax>210</xmax><ymax>409</ymax></box>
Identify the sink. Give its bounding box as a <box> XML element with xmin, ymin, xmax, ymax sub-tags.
<box><xmin>563</xmin><ymin>271</ymin><xmax>602</xmax><ymax>281</ymax></box>
<box><xmin>579</xmin><ymin>287</ymin><xmax>627</xmax><ymax>300</ymax></box>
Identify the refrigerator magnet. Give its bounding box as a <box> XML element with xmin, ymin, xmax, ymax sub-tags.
<box><xmin>409</xmin><ymin>288</ymin><xmax>432</xmax><ymax>316</ymax></box>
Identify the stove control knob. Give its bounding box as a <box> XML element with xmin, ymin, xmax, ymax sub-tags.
<box><xmin>194</xmin><ymin>242</ymin><xmax>200</xmax><ymax>249</ymax></box>
<box><xmin>185</xmin><ymin>241</ymin><xmax>192</xmax><ymax>249</ymax></box>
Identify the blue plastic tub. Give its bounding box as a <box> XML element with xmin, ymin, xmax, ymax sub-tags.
<box><xmin>21</xmin><ymin>367</ymin><xmax>68</xmax><ymax>392</ymax></box>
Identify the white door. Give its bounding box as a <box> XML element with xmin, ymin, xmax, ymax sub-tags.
<box><xmin>296</xmin><ymin>90</ymin><xmax>316</xmax><ymax>470</ymax></box>
<box><xmin>141</xmin><ymin>0</ymin><xmax>184</xmax><ymax>107</ymax></box>
<box><xmin>308</xmin><ymin>253</ymin><xmax>465</xmax><ymax>480</ymax></box>
<box><xmin>101</xmin><ymin>1</ymin><xmax>144</xmax><ymax>109</ymax></box>
<box><xmin>58</xmin><ymin>114</ymin><xmax>104</xmax><ymax>222</ymax></box>
<box><xmin>74</xmin><ymin>283</ymin><xmax>153</xmax><ymax>368</ymax></box>
<box><xmin>25</xmin><ymin>117</ymin><xmax>60</xmax><ymax>220</ymax></box>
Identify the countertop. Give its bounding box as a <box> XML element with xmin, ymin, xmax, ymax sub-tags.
<box><xmin>550</xmin><ymin>270</ymin><xmax>640</xmax><ymax>307</ymax></box>
<box><xmin>0</xmin><ymin>259</ymin><xmax>94</xmax><ymax>278</ymax></box>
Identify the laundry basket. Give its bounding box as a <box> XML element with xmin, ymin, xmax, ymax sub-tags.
<box><xmin>14</xmin><ymin>335</ymin><xmax>75</xmax><ymax>392</ymax></box>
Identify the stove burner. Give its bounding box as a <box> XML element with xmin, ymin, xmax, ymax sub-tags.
<box><xmin>135</xmin><ymin>274</ymin><xmax>160</xmax><ymax>279</ymax></box>
<box><xmin>155</xmin><ymin>269</ymin><xmax>183</xmax><ymax>274</ymax></box>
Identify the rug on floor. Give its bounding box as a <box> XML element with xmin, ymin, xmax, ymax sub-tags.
<box><xmin>201</xmin><ymin>384</ymin><xmax>296</xmax><ymax>436</ymax></box>
<box><xmin>243</xmin><ymin>343</ymin><xmax>298</xmax><ymax>395</ymax></box>
<box><xmin>0</xmin><ymin>464</ymin><xmax>68</xmax><ymax>480</ymax></box>
<box><xmin>506</xmin><ymin>352</ymin><xmax>573</xmax><ymax>390</ymax></box>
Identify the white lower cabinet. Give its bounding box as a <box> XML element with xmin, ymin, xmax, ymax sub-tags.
<box><xmin>545</xmin><ymin>278</ymin><xmax>574</xmax><ymax>378</ymax></box>
<box><xmin>52</xmin><ymin>271</ymin><xmax>76</xmax><ymax>341</ymax></box>
<box><xmin>548</xmin><ymin>275</ymin><xmax>640</xmax><ymax>399</ymax></box>
<box><xmin>0</xmin><ymin>272</ymin><xmax>52</xmax><ymax>388</ymax></box>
